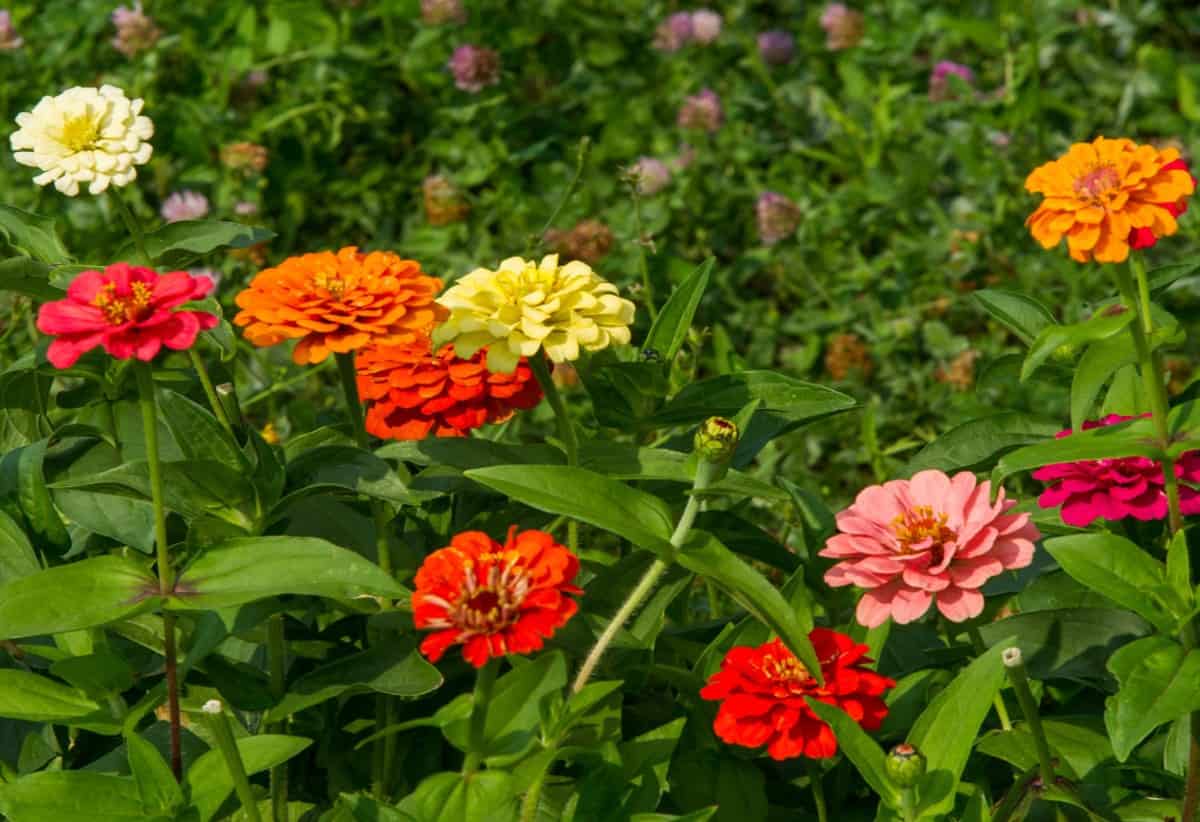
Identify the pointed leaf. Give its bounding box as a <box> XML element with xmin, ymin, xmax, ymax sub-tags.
<box><xmin>807</xmin><ymin>699</ymin><xmax>901</xmax><ymax>807</ymax></box>
<box><xmin>0</xmin><ymin>508</ymin><xmax>39</xmax><ymax>583</ymax></box>
<box><xmin>140</xmin><ymin>220</ymin><xmax>275</xmax><ymax>268</ymax></box>
<box><xmin>0</xmin><ymin>555</ymin><xmax>157</xmax><ymax>637</ymax></box>
<box><xmin>0</xmin><ymin>669</ymin><xmax>102</xmax><ymax>722</ymax></box>
<box><xmin>649</xmin><ymin>371</ymin><xmax>855</xmax><ymax>428</ymax></box>
<box><xmin>1105</xmin><ymin>636</ymin><xmax>1200</xmax><ymax>761</ymax></box>
<box><xmin>0</xmin><ymin>256</ymin><xmax>65</xmax><ymax>300</ymax></box>
<box><xmin>0</xmin><ymin>205</ymin><xmax>72</xmax><ymax>264</ymax></box>
<box><xmin>0</xmin><ymin>772</ymin><xmax>146</xmax><ymax>822</ymax></box>
<box><xmin>972</xmin><ymin>289</ymin><xmax>1056</xmax><ymax>345</ymax></box>
<box><xmin>643</xmin><ymin>258</ymin><xmax>713</xmax><ymax>361</ymax></box>
<box><xmin>186</xmin><ymin>734</ymin><xmax>311</xmax><ymax>822</ymax></box>
<box><xmin>993</xmin><ymin>414</ymin><xmax>1160</xmax><ymax>486</ymax></box>
<box><xmin>1044</xmin><ymin>534</ymin><xmax>1177</xmax><ymax>631</ymax></box>
<box><xmin>126</xmin><ymin>732</ymin><xmax>184</xmax><ymax>814</ymax></box>
<box><xmin>902</xmin><ymin>412</ymin><xmax>1062</xmax><ymax>476</ymax></box>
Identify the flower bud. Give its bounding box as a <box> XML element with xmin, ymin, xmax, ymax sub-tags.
<box><xmin>695</xmin><ymin>416</ymin><xmax>739</xmax><ymax>463</ymax></box>
<box><xmin>885</xmin><ymin>743</ymin><xmax>926</xmax><ymax>788</ymax></box>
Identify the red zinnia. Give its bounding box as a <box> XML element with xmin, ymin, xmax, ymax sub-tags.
<box><xmin>37</xmin><ymin>263</ymin><xmax>217</xmax><ymax>368</ymax></box>
<box><xmin>700</xmin><ymin>629</ymin><xmax>895</xmax><ymax>760</ymax></box>
<box><xmin>413</xmin><ymin>527</ymin><xmax>581</xmax><ymax>667</ymax></box>
<box><xmin>356</xmin><ymin>339</ymin><xmax>542</xmax><ymax>440</ymax></box>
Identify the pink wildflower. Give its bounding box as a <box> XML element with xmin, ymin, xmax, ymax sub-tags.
<box><xmin>0</xmin><ymin>10</ymin><xmax>22</xmax><ymax>50</ymax></box>
<box><xmin>111</xmin><ymin>2</ymin><xmax>160</xmax><ymax>57</ymax></box>
<box><xmin>678</xmin><ymin>88</ymin><xmax>722</xmax><ymax>133</ymax></box>
<box><xmin>653</xmin><ymin>12</ymin><xmax>694</xmax><ymax>52</ymax></box>
<box><xmin>819</xmin><ymin>3</ymin><xmax>864</xmax><ymax>50</ymax></box>
<box><xmin>757</xmin><ymin>192</ymin><xmax>801</xmax><ymax>245</ymax></box>
<box><xmin>160</xmin><ymin>190</ymin><xmax>210</xmax><ymax>223</ymax></box>
<box><xmin>690</xmin><ymin>10</ymin><xmax>722</xmax><ymax>44</ymax></box>
<box><xmin>929</xmin><ymin>61</ymin><xmax>974</xmax><ymax>101</ymax></box>
<box><xmin>628</xmin><ymin>157</ymin><xmax>671</xmax><ymax>195</ymax></box>
<box><xmin>448</xmin><ymin>45</ymin><xmax>500</xmax><ymax>93</ymax></box>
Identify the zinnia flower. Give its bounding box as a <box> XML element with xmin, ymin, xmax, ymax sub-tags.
<box><xmin>820</xmin><ymin>470</ymin><xmax>1040</xmax><ymax>627</ymax></box>
<box><xmin>628</xmin><ymin>157</ymin><xmax>671</xmax><ymax>195</ymax></box>
<box><xmin>432</xmin><ymin>254</ymin><xmax>636</xmax><ymax>373</ymax></box>
<box><xmin>160</xmin><ymin>190</ymin><xmax>210</xmax><ymax>223</ymax></box>
<box><xmin>10</xmin><ymin>85</ymin><xmax>153</xmax><ymax>196</ymax></box>
<box><xmin>1033</xmin><ymin>414</ymin><xmax>1200</xmax><ymax>526</ymax></box>
<box><xmin>929</xmin><ymin>61</ymin><xmax>974</xmax><ymax>101</ymax></box>
<box><xmin>653</xmin><ymin>11</ymin><xmax>694</xmax><ymax>52</ymax></box>
<box><xmin>1025</xmin><ymin>137</ymin><xmax>1195</xmax><ymax>263</ymax></box>
<box><xmin>0</xmin><ymin>10</ymin><xmax>22</xmax><ymax>50</ymax></box>
<box><xmin>233</xmin><ymin>247</ymin><xmax>445</xmax><ymax>365</ymax></box>
<box><xmin>413</xmin><ymin>527</ymin><xmax>581</xmax><ymax>667</ymax></box>
<box><xmin>700</xmin><ymin>631</ymin><xmax>895</xmax><ymax>760</ymax></box>
<box><xmin>448</xmin><ymin>44</ymin><xmax>501</xmax><ymax>93</ymax></box>
<box><xmin>37</xmin><ymin>264</ymin><xmax>217</xmax><ymax>368</ymax></box>
<box><xmin>757</xmin><ymin>191</ymin><xmax>801</xmax><ymax>245</ymax></box>
<box><xmin>421</xmin><ymin>0</ymin><xmax>466</xmax><ymax>25</ymax></box>
<box><xmin>111</xmin><ymin>2</ymin><xmax>160</xmax><ymax>57</ymax></box>
<box><xmin>356</xmin><ymin>338</ymin><xmax>542</xmax><ymax>439</ymax></box>
<box><xmin>690</xmin><ymin>10</ymin><xmax>722</xmax><ymax>44</ymax></box>
<box><xmin>757</xmin><ymin>30</ymin><xmax>795</xmax><ymax>66</ymax></box>
<box><xmin>820</xmin><ymin>3</ymin><xmax>864</xmax><ymax>50</ymax></box>
<box><xmin>678</xmin><ymin>88</ymin><xmax>723</xmax><ymax>133</ymax></box>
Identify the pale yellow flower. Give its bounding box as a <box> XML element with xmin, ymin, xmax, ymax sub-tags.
<box><xmin>10</xmin><ymin>85</ymin><xmax>153</xmax><ymax>196</ymax></box>
<box><xmin>432</xmin><ymin>254</ymin><xmax>636</xmax><ymax>373</ymax></box>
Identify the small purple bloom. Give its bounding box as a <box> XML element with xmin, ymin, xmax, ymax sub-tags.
<box><xmin>929</xmin><ymin>61</ymin><xmax>974</xmax><ymax>101</ymax></box>
<box><xmin>690</xmin><ymin>10</ymin><xmax>722</xmax><ymax>44</ymax></box>
<box><xmin>654</xmin><ymin>11</ymin><xmax>694</xmax><ymax>52</ymax></box>
<box><xmin>628</xmin><ymin>157</ymin><xmax>671</xmax><ymax>195</ymax></box>
<box><xmin>160</xmin><ymin>190</ymin><xmax>210</xmax><ymax>223</ymax></box>
<box><xmin>757</xmin><ymin>192</ymin><xmax>801</xmax><ymax>246</ymax></box>
<box><xmin>448</xmin><ymin>44</ymin><xmax>501</xmax><ymax>93</ymax></box>
<box><xmin>757</xmin><ymin>30</ymin><xmax>795</xmax><ymax>66</ymax></box>
<box><xmin>678</xmin><ymin>88</ymin><xmax>722</xmax><ymax>133</ymax></box>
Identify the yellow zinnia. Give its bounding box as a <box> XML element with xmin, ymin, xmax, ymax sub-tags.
<box><xmin>432</xmin><ymin>254</ymin><xmax>636</xmax><ymax>373</ymax></box>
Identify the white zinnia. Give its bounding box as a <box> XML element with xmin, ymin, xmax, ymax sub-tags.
<box><xmin>10</xmin><ymin>85</ymin><xmax>154</xmax><ymax>196</ymax></box>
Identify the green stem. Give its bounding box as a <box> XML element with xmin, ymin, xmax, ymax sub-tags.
<box><xmin>519</xmin><ymin>765</ymin><xmax>551</xmax><ymax>822</ymax></box>
<box><xmin>530</xmin><ymin>356</ymin><xmax>580</xmax><ymax>551</ymax></box>
<box><xmin>1002</xmin><ymin>648</ymin><xmax>1055</xmax><ymax>788</ymax></box>
<box><xmin>189</xmin><ymin>349</ymin><xmax>235</xmax><ymax>435</ymax></box>
<box><xmin>202</xmin><ymin>702</ymin><xmax>262</xmax><ymax>822</ymax></box>
<box><xmin>529</xmin><ymin>137</ymin><xmax>591</xmax><ymax>256</ymax></box>
<box><xmin>1182</xmin><ymin>624</ymin><xmax>1200</xmax><ymax>822</ymax></box>
<box><xmin>967</xmin><ymin>625</ymin><xmax>1012</xmax><ymax>730</ymax></box>
<box><xmin>899</xmin><ymin>787</ymin><xmax>917</xmax><ymax>822</ymax></box>
<box><xmin>630</xmin><ymin>186</ymin><xmax>659</xmax><ymax>322</ymax></box>
<box><xmin>113</xmin><ymin>190</ymin><xmax>151</xmax><ymax>266</ymax></box>
<box><xmin>334</xmin><ymin>352</ymin><xmax>368</xmax><ymax>449</ymax></box>
<box><xmin>806</xmin><ymin>760</ymin><xmax>828</xmax><ymax>822</ymax></box>
<box><xmin>136</xmin><ymin>363</ymin><xmax>182</xmax><ymax>780</ymax></box>
<box><xmin>462</xmin><ymin>659</ymin><xmax>500</xmax><ymax>775</ymax></box>
<box><xmin>267</xmin><ymin>613</ymin><xmax>288</xmax><ymax>822</ymax></box>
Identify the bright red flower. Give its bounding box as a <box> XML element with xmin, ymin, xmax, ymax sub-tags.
<box><xmin>356</xmin><ymin>338</ymin><xmax>542</xmax><ymax>440</ymax></box>
<box><xmin>413</xmin><ymin>527</ymin><xmax>581</xmax><ymax>667</ymax></box>
<box><xmin>1130</xmin><ymin>158</ymin><xmax>1196</xmax><ymax>250</ymax></box>
<box><xmin>37</xmin><ymin>263</ymin><xmax>217</xmax><ymax>369</ymax></box>
<box><xmin>700</xmin><ymin>629</ymin><xmax>895</xmax><ymax>760</ymax></box>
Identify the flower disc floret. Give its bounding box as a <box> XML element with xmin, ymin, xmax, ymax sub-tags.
<box><xmin>10</xmin><ymin>85</ymin><xmax>153</xmax><ymax>196</ymax></box>
<box><xmin>233</xmin><ymin>247</ymin><xmax>445</xmax><ymax>365</ymax></box>
<box><xmin>432</xmin><ymin>254</ymin><xmax>636</xmax><ymax>373</ymax></box>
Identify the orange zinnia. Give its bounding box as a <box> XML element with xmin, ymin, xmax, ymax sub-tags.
<box><xmin>356</xmin><ymin>338</ymin><xmax>543</xmax><ymax>440</ymax></box>
<box><xmin>413</xmin><ymin>527</ymin><xmax>581</xmax><ymax>667</ymax></box>
<box><xmin>233</xmin><ymin>247</ymin><xmax>445</xmax><ymax>364</ymax></box>
<box><xmin>1025</xmin><ymin>137</ymin><xmax>1194</xmax><ymax>263</ymax></box>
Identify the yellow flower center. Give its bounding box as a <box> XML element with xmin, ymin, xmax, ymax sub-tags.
<box><xmin>1072</xmin><ymin>164</ymin><xmax>1122</xmax><ymax>203</ymax></box>
<box><xmin>92</xmin><ymin>281</ymin><xmax>153</xmax><ymax>326</ymax></box>
<box><xmin>455</xmin><ymin>551</ymin><xmax>529</xmax><ymax>633</ymax></box>
<box><xmin>312</xmin><ymin>270</ymin><xmax>348</xmax><ymax>298</ymax></box>
<box><xmin>758</xmin><ymin>652</ymin><xmax>814</xmax><ymax>689</ymax></box>
<box><xmin>59</xmin><ymin>114</ymin><xmax>101</xmax><ymax>153</ymax></box>
<box><xmin>891</xmin><ymin>505</ymin><xmax>955</xmax><ymax>554</ymax></box>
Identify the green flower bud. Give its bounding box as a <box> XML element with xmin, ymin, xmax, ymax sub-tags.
<box><xmin>885</xmin><ymin>743</ymin><xmax>926</xmax><ymax>789</ymax></box>
<box><xmin>695</xmin><ymin>416</ymin><xmax>739</xmax><ymax>463</ymax></box>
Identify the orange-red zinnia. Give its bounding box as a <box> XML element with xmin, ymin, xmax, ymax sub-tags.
<box><xmin>700</xmin><ymin>630</ymin><xmax>895</xmax><ymax>760</ymax></box>
<box><xmin>1025</xmin><ymin>137</ymin><xmax>1194</xmax><ymax>263</ymax></box>
<box><xmin>413</xmin><ymin>527</ymin><xmax>581</xmax><ymax>667</ymax></box>
<box><xmin>233</xmin><ymin>247</ymin><xmax>445</xmax><ymax>364</ymax></box>
<box><xmin>356</xmin><ymin>340</ymin><xmax>543</xmax><ymax>440</ymax></box>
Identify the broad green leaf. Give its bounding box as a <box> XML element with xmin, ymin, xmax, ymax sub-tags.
<box><xmin>158</xmin><ymin>389</ymin><xmax>246</xmax><ymax>469</ymax></box>
<box><xmin>1166</xmin><ymin>530</ymin><xmax>1193</xmax><ymax>608</ymax></box>
<box><xmin>140</xmin><ymin>220</ymin><xmax>275</xmax><ymax>268</ymax></box>
<box><xmin>649</xmin><ymin>371</ymin><xmax>855</xmax><ymax>428</ymax></box>
<box><xmin>14</xmin><ymin>440</ymin><xmax>70</xmax><ymax>550</ymax></box>
<box><xmin>1070</xmin><ymin>335</ymin><xmax>1138</xmax><ymax>431</ymax></box>
<box><xmin>0</xmin><ymin>555</ymin><xmax>157</xmax><ymax>637</ymax></box>
<box><xmin>978</xmin><ymin>608</ymin><xmax>1150</xmax><ymax>684</ymax></box>
<box><xmin>376</xmin><ymin>438</ymin><xmax>563</xmax><ymax>468</ymax></box>
<box><xmin>694</xmin><ymin>511</ymin><xmax>800</xmax><ymax>571</ymax></box>
<box><xmin>583</xmin><ymin>361</ymin><xmax>670</xmax><ymax>429</ymax></box>
<box><xmin>1022</xmin><ymin>309</ymin><xmax>1133</xmax><ymax>381</ymax></box>
<box><xmin>0</xmin><ymin>508</ymin><xmax>39</xmax><ymax>583</ymax></box>
<box><xmin>186</xmin><ymin>734</ymin><xmax>311</xmax><ymax>822</ymax></box>
<box><xmin>993</xmin><ymin>415</ymin><xmax>1160</xmax><ymax>486</ymax></box>
<box><xmin>125</xmin><ymin>732</ymin><xmax>184</xmax><ymax>814</ymax></box>
<box><xmin>977</xmin><ymin>717</ymin><xmax>1112</xmax><ymax>781</ymax></box>
<box><xmin>395</xmin><ymin>770</ymin><xmax>517</xmax><ymax>822</ymax></box>
<box><xmin>266</xmin><ymin>639</ymin><xmax>442</xmax><ymax>721</ymax></box>
<box><xmin>910</xmin><ymin>640</ymin><xmax>1011</xmax><ymax>818</ymax></box>
<box><xmin>578</xmin><ymin>443</ymin><xmax>788</xmax><ymax>501</ymax></box>
<box><xmin>464</xmin><ymin>465</ymin><xmax>676</xmax><ymax>556</ymax></box>
<box><xmin>677</xmin><ymin>530</ymin><xmax>819</xmax><ymax>680</ymax></box>
<box><xmin>0</xmin><ymin>772</ymin><xmax>147</xmax><ymax>822</ymax></box>
<box><xmin>52</xmin><ymin>486</ymin><xmax>155</xmax><ymax>554</ymax></box>
<box><xmin>1044</xmin><ymin>534</ymin><xmax>1177</xmax><ymax>631</ymax></box>
<box><xmin>807</xmin><ymin>700</ymin><xmax>901</xmax><ymax>807</ymax></box>
<box><xmin>1148</xmin><ymin>260</ymin><xmax>1200</xmax><ymax>293</ymax></box>
<box><xmin>972</xmin><ymin>289</ymin><xmax>1056</xmax><ymax>345</ymax></box>
<box><xmin>51</xmin><ymin>651</ymin><xmax>135</xmax><ymax>697</ymax></box>
<box><xmin>0</xmin><ymin>669</ymin><xmax>102</xmax><ymax>722</ymax></box>
<box><xmin>902</xmin><ymin>412</ymin><xmax>1062</xmax><ymax>476</ymax></box>
<box><xmin>620</xmin><ymin>717</ymin><xmax>687</xmax><ymax>814</ymax></box>
<box><xmin>643</xmin><ymin>258</ymin><xmax>713</xmax><ymax>361</ymax></box>
<box><xmin>0</xmin><ymin>204</ymin><xmax>72</xmax><ymax>264</ymax></box>
<box><xmin>444</xmin><ymin>652</ymin><xmax>568</xmax><ymax>759</ymax></box>
<box><xmin>280</xmin><ymin>445</ymin><xmax>428</xmax><ymax>508</ymax></box>
<box><xmin>1105</xmin><ymin>636</ymin><xmax>1200</xmax><ymax>761</ymax></box>
<box><xmin>333</xmin><ymin>794</ymin><xmax>416</xmax><ymax>822</ymax></box>
<box><xmin>0</xmin><ymin>256</ymin><xmax>65</xmax><ymax>300</ymax></box>
<box><xmin>170</xmin><ymin>536</ymin><xmax>407</xmax><ymax>609</ymax></box>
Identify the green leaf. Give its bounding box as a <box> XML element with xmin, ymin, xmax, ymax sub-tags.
<box><xmin>0</xmin><ymin>772</ymin><xmax>146</xmax><ymax>822</ymax></box>
<box><xmin>0</xmin><ymin>555</ymin><xmax>157</xmax><ymax>637</ymax></box>
<box><xmin>140</xmin><ymin>220</ymin><xmax>275</xmax><ymax>269</ymax></box>
<box><xmin>0</xmin><ymin>205</ymin><xmax>72</xmax><ymax>264</ymax></box>
<box><xmin>1070</xmin><ymin>335</ymin><xmax>1138</xmax><ymax>431</ymax></box>
<box><xmin>649</xmin><ymin>371</ymin><xmax>856</xmax><ymax>428</ymax></box>
<box><xmin>125</xmin><ymin>732</ymin><xmax>184</xmax><ymax>814</ymax></box>
<box><xmin>620</xmin><ymin>717</ymin><xmax>687</xmax><ymax>814</ymax></box>
<box><xmin>1148</xmin><ymin>260</ymin><xmax>1200</xmax><ymax>294</ymax></box>
<box><xmin>0</xmin><ymin>256</ymin><xmax>65</xmax><ymax>300</ymax></box>
<box><xmin>377</xmin><ymin>438</ymin><xmax>563</xmax><ymax>469</ymax></box>
<box><xmin>265</xmin><ymin>639</ymin><xmax>442</xmax><ymax>721</ymax></box>
<box><xmin>1105</xmin><ymin>636</ymin><xmax>1200</xmax><ymax>761</ymax></box>
<box><xmin>973</xmin><ymin>289</ymin><xmax>1056</xmax><ymax>345</ymax></box>
<box><xmin>993</xmin><ymin>415</ymin><xmax>1160</xmax><ymax>486</ymax></box>
<box><xmin>1044</xmin><ymin>534</ymin><xmax>1177</xmax><ymax>631</ymax></box>
<box><xmin>676</xmin><ymin>530</ymin><xmax>819</xmax><ymax>680</ymax></box>
<box><xmin>396</xmin><ymin>770</ymin><xmax>517</xmax><ymax>822</ymax></box>
<box><xmin>978</xmin><ymin>607</ymin><xmax>1150</xmax><ymax>684</ymax></box>
<box><xmin>15</xmin><ymin>440</ymin><xmax>70</xmax><ymax>551</ymax></box>
<box><xmin>578</xmin><ymin>443</ymin><xmax>788</xmax><ymax>501</ymax></box>
<box><xmin>0</xmin><ymin>669</ymin><xmax>102</xmax><ymax>722</ymax></box>
<box><xmin>464</xmin><ymin>465</ymin><xmax>676</xmax><ymax>556</ymax></box>
<box><xmin>281</xmin><ymin>445</ymin><xmax>428</xmax><ymax>508</ymax></box>
<box><xmin>186</xmin><ymin>734</ymin><xmax>311</xmax><ymax>822</ymax></box>
<box><xmin>0</xmin><ymin>508</ymin><xmax>39</xmax><ymax>583</ymax></box>
<box><xmin>807</xmin><ymin>700</ymin><xmax>902</xmax><ymax>807</ymax></box>
<box><xmin>170</xmin><ymin>536</ymin><xmax>407</xmax><ymax>610</ymax></box>
<box><xmin>643</xmin><ymin>258</ymin><xmax>713</xmax><ymax>361</ymax></box>
<box><xmin>1022</xmin><ymin>309</ymin><xmax>1133</xmax><ymax>381</ymax></box>
<box><xmin>978</xmin><ymin>716</ymin><xmax>1112</xmax><ymax>781</ymax></box>
<box><xmin>902</xmin><ymin>412</ymin><xmax>1062</xmax><ymax>476</ymax></box>
<box><xmin>1167</xmin><ymin>530</ymin><xmax>1193</xmax><ymax>609</ymax></box>
<box><xmin>158</xmin><ymin>389</ymin><xmax>246</xmax><ymax>470</ymax></box>
<box><xmin>909</xmin><ymin>640</ymin><xmax>1011</xmax><ymax>818</ymax></box>
<box><xmin>444</xmin><ymin>652</ymin><xmax>568</xmax><ymax>759</ymax></box>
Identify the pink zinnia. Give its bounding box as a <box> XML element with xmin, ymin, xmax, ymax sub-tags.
<box><xmin>821</xmin><ymin>470</ymin><xmax>1039</xmax><ymax>628</ymax></box>
<box><xmin>1033</xmin><ymin>414</ymin><xmax>1200</xmax><ymax>526</ymax></box>
<box><xmin>37</xmin><ymin>264</ymin><xmax>218</xmax><ymax>369</ymax></box>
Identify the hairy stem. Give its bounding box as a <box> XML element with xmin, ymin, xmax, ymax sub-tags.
<box><xmin>530</xmin><ymin>355</ymin><xmax>580</xmax><ymax>551</ymax></box>
<box><xmin>462</xmin><ymin>659</ymin><xmax>500</xmax><ymax>775</ymax></box>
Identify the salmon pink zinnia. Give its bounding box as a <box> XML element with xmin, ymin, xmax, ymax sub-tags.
<box><xmin>37</xmin><ymin>264</ymin><xmax>217</xmax><ymax>369</ymax></box>
<box><xmin>820</xmin><ymin>470</ymin><xmax>1040</xmax><ymax>628</ymax></box>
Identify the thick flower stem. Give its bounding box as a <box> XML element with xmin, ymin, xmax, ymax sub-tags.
<box><xmin>966</xmin><ymin>625</ymin><xmax>1012</xmax><ymax>731</ymax></box>
<box><xmin>530</xmin><ymin>355</ymin><xmax>580</xmax><ymax>551</ymax></box>
<box><xmin>805</xmin><ymin>760</ymin><xmax>829</xmax><ymax>822</ymax></box>
<box><xmin>1002</xmin><ymin>648</ymin><xmax>1055</xmax><ymax>788</ymax></box>
<box><xmin>136</xmin><ymin>363</ymin><xmax>182</xmax><ymax>780</ymax></box>
<box><xmin>113</xmin><ymin>189</ymin><xmax>151</xmax><ymax>266</ymax></box>
<box><xmin>202</xmin><ymin>702</ymin><xmax>262</xmax><ymax>822</ymax></box>
<box><xmin>462</xmin><ymin>659</ymin><xmax>499</xmax><ymax>776</ymax></box>
<box><xmin>267</xmin><ymin>613</ymin><xmax>288</xmax><ymax>822</ymax></box>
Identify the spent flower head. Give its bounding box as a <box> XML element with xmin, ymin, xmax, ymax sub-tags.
<box><xmin>423</xmin><ymin>174</ymin><xmax>470</xmax><ymax>225</ymax></box>
<box><xmin>220</xmin><ymin>141</ymin><xmax>269</xmax><ymax>175</ymax></box>
<box><xmin>448</xmin><ymin>44</ymin><xmax>501</xmax><ymax>93</ymax></box>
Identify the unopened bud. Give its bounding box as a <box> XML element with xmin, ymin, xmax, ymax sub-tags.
<box><xmin>695</xmin><ymin>416</ymin><xmax>739</xmax><ymax>463</ymax></box>
<box><xmin>885</xmin><ymin>743</ymin><xmax>926</xmax><ymax>788</ymax></box>
<box><xmin>201</xmin><ymin>699</ymin><xmax>223</xmax><ymax>715</ymax></box>
<box><xmin>1002</xmin><ymin>647</ymin><xmax>1023</xmax><ymax>668</ymax></box>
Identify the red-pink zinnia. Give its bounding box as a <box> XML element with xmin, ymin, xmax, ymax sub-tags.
<box><xmin>820</xmin><ymin>470</ymin><xmax>1039</xmax><ymax>628</ymax></box>
<box><xmin>37</xmin><ymin>263</ymin><xmax>218</xmax><ymax>368</ymax></box>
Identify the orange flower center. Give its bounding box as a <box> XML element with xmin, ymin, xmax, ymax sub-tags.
<box><xmin>891</xmin><ymin>505</ymin><xmax>955</xmax><ymax>554</ymax></box>
<box><xmin>758</xmin><ymin>652</ymin><xmax>814</xmax><ymax>691</ymax></box>
<box><xmin>92</xmin><ymin>281</ymin><xmax>153</xmax><ymax>325</ymax></box>
<box><xmin>454</xmin><ymin>550</ymin><xmax>529</xmax><ymax>633</ymax></box>
<box><xmin>1072</xmin><ymin>164</ymin><xmax>1121</xmax><ymax>203</ymax></box>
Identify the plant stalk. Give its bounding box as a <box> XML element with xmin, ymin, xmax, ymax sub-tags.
<box><xmin>530</xmin><ymin>355</ymin><xmax>580</xmax><ymax>551</ymax></box>
<box><xmin>462</xmin><ymin>659</ymin><xmax>500</xmax><ymax>776</ymax></box>
<box><xmin>267</xmin><ymin>613</ymin><xmax>288</xmax><ymax>822</ymax></box>
<box><xmin>967</xmin><ymin>625</ymin><xmax>1012</xmax><ymax>731</ymax></box>
<box><xmin>203</xmin><ymin>702</ymin><xmax>262</xmax><ymax>822</ymax></box>
<box><xmin>806</xmin><ymin>760</ymin><xmax>829</xmax><ymax>822</ymax></box>
<box><xmin>113</xmin><ymin>189</ymin><xmax>151</xmax><ymax>266</ymax></box>
<box><xmin>1002</xmin><ymin>648</ymin><xmax>1055</xmax><ymax>789</ymax></box>
<box><xmin>189</xmin><ymin>349</ymin><xmax>235</xmax><ymax>435</ymax></box>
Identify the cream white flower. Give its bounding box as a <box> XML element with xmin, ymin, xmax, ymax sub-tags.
<box><xmin>432</xmin><ymin>254</ymin><xmax>636</xmax><ymax>373</ymax></box>
<box><xmin>10</xmin><ymin>85</ymin><xmax>153</xmax><ymax>196</ymax></box>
